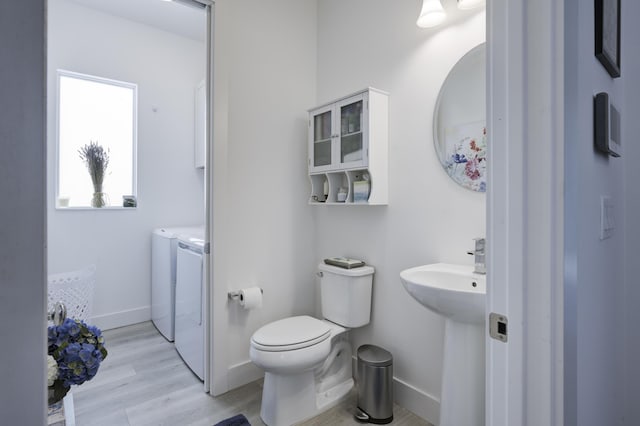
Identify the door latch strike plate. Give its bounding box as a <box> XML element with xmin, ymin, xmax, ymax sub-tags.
<box><xmin>489</xmin><ymin>312</ymin><xmax>508</xmax><ymax>342</ymax></box>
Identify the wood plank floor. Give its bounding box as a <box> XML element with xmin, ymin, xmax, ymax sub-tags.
<box><xmin>73</xmin><ymin>322</ymin><xmax>431</xmax><ymax>426</ymax></box>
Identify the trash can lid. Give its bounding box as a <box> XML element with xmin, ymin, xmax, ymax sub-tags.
<box><xmin>357</xmin><ymin>344</ymin><xmax>393</xmax><ymax>367</ymax></box>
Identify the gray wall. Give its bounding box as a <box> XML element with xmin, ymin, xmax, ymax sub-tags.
<box><xmin>565</xmin><ymin>0</ymin><xmax>638</xmax><ymax>424</ymax></box>
<box><xmin>0</xmin><ymin>1</ymin><xmax>47</xmax><ymax>424</ymax></box>
<box><xmin>622</xmin><ymin>0</ymin><xmax>640</xmax><ymax>423</ymax></box>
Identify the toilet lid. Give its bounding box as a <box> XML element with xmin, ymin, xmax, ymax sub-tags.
<box><xmin>251</xmin><ymin>316</ymin><xmax>331</xmax><ymax>352</ymax></box>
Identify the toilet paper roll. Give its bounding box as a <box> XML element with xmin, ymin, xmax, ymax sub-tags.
<box><xmin>239</xmin><ymin>287</ymin><xmax>263</xmax><ymax>310</ymax></box>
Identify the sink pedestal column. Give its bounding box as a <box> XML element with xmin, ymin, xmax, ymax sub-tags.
<box><xmin>439</xmin><ymin>319</ymin><xmax>485</xmax><ymax>426</ymax></box>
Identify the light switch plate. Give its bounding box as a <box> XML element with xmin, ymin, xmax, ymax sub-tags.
<box><xmin>600</xmin><ymin>196</ymin><xmax>614</xmax><ymax>240</ymax></box>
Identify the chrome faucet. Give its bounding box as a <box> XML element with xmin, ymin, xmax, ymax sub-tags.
<box><xmin>467</xmin><ymin>238</ymin><xmax>486</xmax><ymax>274</ymax></box>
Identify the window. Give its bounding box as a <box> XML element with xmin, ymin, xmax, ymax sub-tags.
<box><xmin>57</xmin><ymin>70</ymin><xmax>137</xmax><ymax>208</ymax></box>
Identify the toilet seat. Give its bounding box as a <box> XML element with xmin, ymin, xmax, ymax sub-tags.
<box><xmin>251</xmin><ymin>316</ymin><xmax>331</xmax><ymax>352</ymax></box>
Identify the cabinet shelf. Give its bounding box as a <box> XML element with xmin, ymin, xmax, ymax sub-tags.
<box><xmin>308</xmin><ymin>169</ymin><xmax>380</xmax><ymax>205</ymax></box>
<box><xmin>307</xmin><ymin>88</ymin><xmax>388</xmax><ymax>206</ymax></box>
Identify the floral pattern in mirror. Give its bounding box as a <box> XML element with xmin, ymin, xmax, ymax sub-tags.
<box><xmin>444</xmin><ymin>121</ymin><xmax>487</xmax><ymax>192</ymax></box>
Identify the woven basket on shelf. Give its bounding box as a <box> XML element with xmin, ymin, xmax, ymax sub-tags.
<box><xmin>47</xmin><ymin>265</ymin><xmax>96</xmax><ymax>323</ymax></box>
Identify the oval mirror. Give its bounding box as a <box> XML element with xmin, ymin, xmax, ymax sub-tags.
<box><xmin>433</xmin><ymin>43</ymin><xmax>486</xmax><ymax>192</ymax></box>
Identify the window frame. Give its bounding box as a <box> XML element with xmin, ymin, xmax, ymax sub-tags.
<box><xmin>55</xmin><ymin>69</ymin><xmax>138</xmax><ymax>210</ymax></box>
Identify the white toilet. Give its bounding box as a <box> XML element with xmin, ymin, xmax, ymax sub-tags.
<box><xmin>250</xmin><ymin>262</ymin><xmax>375</xmax><ymax>426</ymax></box>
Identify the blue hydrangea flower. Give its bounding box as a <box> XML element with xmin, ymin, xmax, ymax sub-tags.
<box><xmin>67</xmin><ymin>321</ymin><xmax>81</xmax><ymax>337</ymax></box>
<box><xmin>48</xmin><ymin>318</ymin><xmax>107</xmax><ymax>389</ymax></box>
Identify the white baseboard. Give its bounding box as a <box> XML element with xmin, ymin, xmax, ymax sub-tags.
<box><xmin>226</xmin><ymin>357</ymin><xmax>439</xmax><ymax>425</ymax></box>
<box><xmin>227</xmin><ymin>360</ymin><xmax>264</xmax><ymax>390</ymax></box>
<box><xmin>90</xmin><ymin>306</ymin><xmax>151</xmax><ymax>330</ymax></box>
<box><xmin>393</xmin><ymin>376</ymin><xmax>440</xmax><ymax>425</ymax></box>
<box><xmin>351</xmin><ymin>355</ymin><xmax>439</xmax><ymax>424</ymax></box>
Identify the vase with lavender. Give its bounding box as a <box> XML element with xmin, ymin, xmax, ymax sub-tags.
<box><xmin>78</xmin><ymin>141</ymin><xmax>109</xmax><ymax>207</ymax></box>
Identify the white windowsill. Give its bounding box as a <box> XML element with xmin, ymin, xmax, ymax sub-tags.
<box><xmin>55</xmin><ymin>206</ymin><xmax>138</xmax><ymax>211</ymax></box>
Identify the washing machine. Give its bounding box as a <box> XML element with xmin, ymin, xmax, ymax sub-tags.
<box><xmin>175</xmin><ymin>232</ymin><xmax>206</xmax><ymax>380</ymax></box>
<box><xmin>151</xmin><ymin>227</ymin><xmax>203</xmax><ymax>342</ymax></box>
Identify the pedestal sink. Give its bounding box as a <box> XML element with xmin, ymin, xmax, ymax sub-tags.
<box><xmin>400</xmin><ymin>263</ymin><xmax>486</xmax><ymax>426</ymax></box>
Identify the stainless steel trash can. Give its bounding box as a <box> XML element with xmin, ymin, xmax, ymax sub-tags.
<box><xmin>355</xmin><ymin>344</ymin><xmax>393</xmax><ymax>424</ymax></box>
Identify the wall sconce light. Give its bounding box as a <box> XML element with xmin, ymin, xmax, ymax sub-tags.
<box><xmin>457</xmin><ymin>0</ymin><xmax>485</xmax><ymax>10</ymax></box>
<box><xmin>416</xmin><ymin>0</ymin><xmax>446</xmax><ymax>28</ymax></box>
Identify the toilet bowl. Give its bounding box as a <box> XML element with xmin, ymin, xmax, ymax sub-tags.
<box><xmin>250</xmin><ymin>263</ymin><xmax>375</xmax><ymax>426</ymax></box>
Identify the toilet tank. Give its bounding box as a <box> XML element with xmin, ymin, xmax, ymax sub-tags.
<box><xmin>319</xmin><ymin>263</ymin><xmax>375</xmax><ymax>328</ymax></box>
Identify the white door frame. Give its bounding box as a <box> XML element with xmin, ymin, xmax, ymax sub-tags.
<box><xmin>486</xmin><ymin>0</ymin><xmax>564</xmax><ymax>425</ymax></box>
<box><xmin>203</xmin><ymin>1</ymin><xmax>220</xmax><ymax>395</ymax></box>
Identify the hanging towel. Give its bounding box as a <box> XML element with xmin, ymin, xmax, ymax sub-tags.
<box><xmin>213</xmin><ymin>414</ymin><xmax>251</xmax><ymax>426</ymax></box>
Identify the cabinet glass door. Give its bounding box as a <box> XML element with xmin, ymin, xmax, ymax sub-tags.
<box><xmin>312</xmin><ymin>109</ymin><xmax>333</xmax><ymax>170</ymax></box>
<box><xmin>338</xmin><ymin>95</ymin><xmax>365</xmax><ymax>167</ymax></box>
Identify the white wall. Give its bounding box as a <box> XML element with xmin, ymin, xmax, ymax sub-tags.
<box><xmin>564</xmin><ymin>0</ymin><xmax>630</xmax><ymax>425</ymax></box>
<box><xmin>211</xmin><ymin>0</ymin><xmax>317</xmax><ymax>392</ymax></box>
<box><xmin>315</xmin><ymin>1</ymin><xmax>486</xmax><ymax>422</ymax></box>
<box><xmin>0</xmin><ymin>2</ymin><xmax>47</xmax><ymax>424</ymax></box>
<box><xmin>622</xmin><ymin>0</ymin><xmax>640</xmax><ymax>424</ymax></box>
<box><xmin>47</xmin><ymin>0</ymin><xmax>205</xmax><ymax>330</ymax></box>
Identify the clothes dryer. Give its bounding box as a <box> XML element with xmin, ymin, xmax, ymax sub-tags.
<box><xmin>151</xmin><ymin>227</ymin><xmax>203</xmax><ymax>341</ymax></box>
<box><xmin>175</xmin><ymin>232</ymin><xmax>206</xmax><ymax>380</ymax></box>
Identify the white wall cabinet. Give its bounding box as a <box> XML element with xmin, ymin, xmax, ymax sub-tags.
<box><xmin>308</xmin><ymin>87</ymin><xmax>388</xmax><ymax>205</ymax></box>
<box><xmin>194</xmin><ymin>80</ymin><xmax>205</xmax><ymax>169</ymax></box>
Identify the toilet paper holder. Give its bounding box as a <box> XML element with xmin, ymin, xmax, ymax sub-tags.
<box><xmin>228</xmin><ymin>288</ymin><xmax>263</xmax><ymax>300</ymax></box>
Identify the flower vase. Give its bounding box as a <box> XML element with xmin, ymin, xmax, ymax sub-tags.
<box><xmin>91</xmin><ymin>191</ymin><xmax>107</xmax><ymax>208</ymax></box>
<box><xmin>47</xmin><ymin>398</ymin><xmax>64</xmax><ymax>420</ymax></box>
<box><xmin>48</xmin><ymin>379</ymin><xmax>70</xmax><ymax>406</ymax></box>
<box><xmin>48</xmin><ymin>380</ymin><xmax>69</xmax><ymax>422</ymax></box>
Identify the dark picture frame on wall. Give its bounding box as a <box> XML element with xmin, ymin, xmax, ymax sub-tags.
<box><xmin>595</xmin><ymin>0</ymin><xmax>621</xmax><ymax>78</ymax></box>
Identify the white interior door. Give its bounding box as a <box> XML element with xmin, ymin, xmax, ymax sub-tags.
<box><xmin>172</xmin><ymin>0</ymin><xmax>215</xmax><ymax>394</ymax></box>
<box><xmin>173</xmin><ymin>0</ymin><xmax>215</xmax><ymax>393</ymax></box>
<box><xmin>203</xmin><ymin>0</ymin><xmax>220</xmax><ymax>396</ymax></box>
<box><xmin>486</xmin><ymin>1</ymin><xmax>564</xmax><ymax>425</ymax></box>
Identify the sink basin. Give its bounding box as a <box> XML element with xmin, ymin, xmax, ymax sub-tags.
<box><xmin>400</xmin><ymin>263</ymin><xmax>486</xmax><ymax>324</ymax></box>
